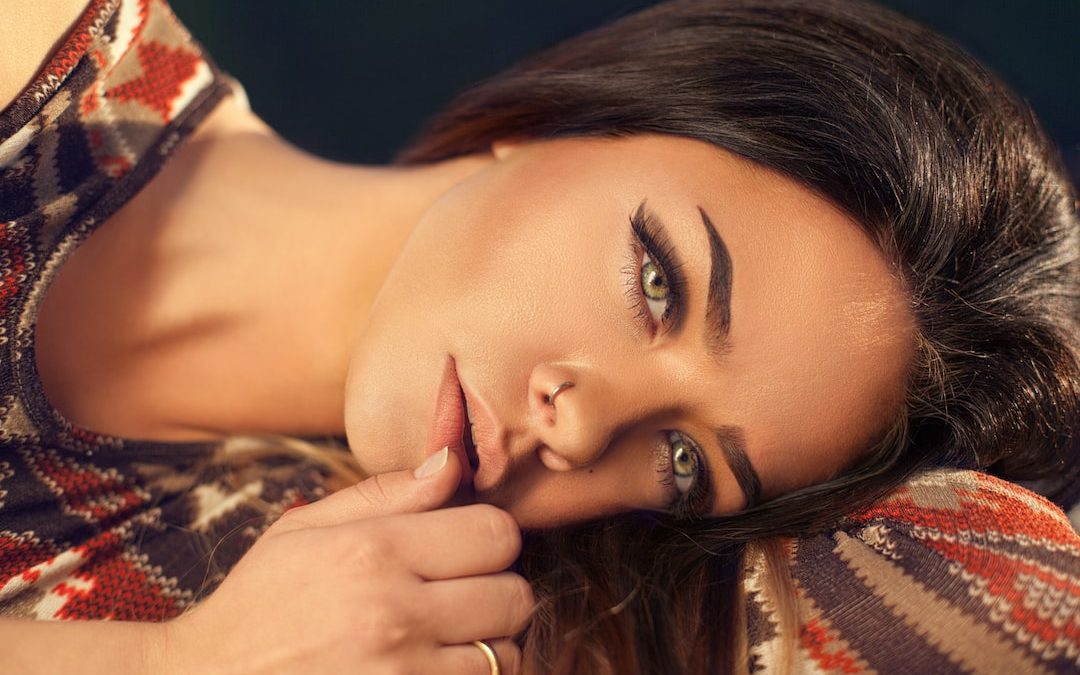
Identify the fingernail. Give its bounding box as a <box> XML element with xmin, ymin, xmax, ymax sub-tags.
<box><xmin>414</xmin><ymin>447</ymin><xmax>449</xmax><ymax>478</ymax></box>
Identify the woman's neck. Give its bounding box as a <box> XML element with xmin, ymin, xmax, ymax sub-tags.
<box><xmin>34</xmin><ymin>99</ymin><xmax>494</xmax><ymax>442</ymax></box>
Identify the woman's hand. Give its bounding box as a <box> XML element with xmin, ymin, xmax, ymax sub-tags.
<box><xmin>164</xmin><ymin>449</ymin><xmax>533</xmax><ymax>675</ymax></box>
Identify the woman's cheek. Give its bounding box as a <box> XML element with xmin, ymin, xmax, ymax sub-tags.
<box><xmin>511</xmin><ymin>465</ymin><xmax>656</xmax><ymax>528</ymax></box>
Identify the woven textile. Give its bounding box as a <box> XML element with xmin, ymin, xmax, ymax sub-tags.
<box><xmin>0</xmin><ymin>0</ymin><xmax>327</xmax><ymax>621</ymax></box>
<box><xmin>746</xmin><ymin>469</ymin><xmax>1080</xmax><ymax>673</ymax></box>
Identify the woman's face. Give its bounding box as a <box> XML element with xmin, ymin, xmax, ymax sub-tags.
<box><xmin>344</xmin><ymin>135</ymin><xmax>914</xmax><ymax>528</ymax></box>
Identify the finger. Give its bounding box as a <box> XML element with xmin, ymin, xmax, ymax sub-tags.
<box><xmin>370</xmin><ymin>503</ymin><xmax>522</xmax><ymax>579</ymax></box>
<box><xmin>436</xmin><ymin>639</ymin><xmax>522</xmax><ymax>675</ymax></box>
<box><xmin>424</xmin><ymin>573</ymin><xmax>536</xmax><ymax>644</ymax></box>
<box><xmin>275</xmin><ymin>448</ymin><xmax>462</xmax><ymax>531</ymax></box>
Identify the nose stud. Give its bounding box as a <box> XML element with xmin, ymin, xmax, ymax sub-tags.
<box><xmin>545</xmin><ymin>381</ymin><xmax>574</xmax><ymax>409</ymax></box>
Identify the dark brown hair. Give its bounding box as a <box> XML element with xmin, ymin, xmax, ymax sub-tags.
<box><xmin>398</xmin><ymin>1</ymin><xmax>1080</xmax><ymax>672</ymax></box>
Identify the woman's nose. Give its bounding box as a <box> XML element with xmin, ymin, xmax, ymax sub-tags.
<box><xmin>528</xmin><ymin>363</ymin><xmax>621</xmax><ymax>472</ymax></box>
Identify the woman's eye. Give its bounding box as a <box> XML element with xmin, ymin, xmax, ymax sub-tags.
<box><xmin>667</xmin><ymin>431</ymin><xmax>698</xmax><ymax>494</ymax></box>
<box><xmin>640</xmin><ymin>251</ymin><xmax>671</xmax><ymax>323</ymax></box>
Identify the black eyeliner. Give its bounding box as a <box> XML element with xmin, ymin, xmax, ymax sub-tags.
<box><xmin>688</xmin><ymin>448</ymin><xmax>715</xmax><ymax>519</ymax></box>
<box><xmin>674</xmin><ymin>434</ymin><xmax>715</xmax><ymax>520</ymax></box>
<box><xmin>629</xmin><ymin>202</ymin><xmax>687</xmax><ymax>331</ymax></box>
<box><xmin>655</xmin><ymin>433</ymin><xmax>714</xmax><ymax>521</ymax></box>
<box><xmin>625</xmin><ymin>201</ymin><xmax>713</xmax><ymax>520</ymax></box>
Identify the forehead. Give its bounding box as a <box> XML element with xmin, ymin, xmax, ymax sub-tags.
<box><xmin>534</xmin><ymin>135</ymin><xmax>914</xmax><ymax>497</ymax></box>
<box><xmin>707</xmin><ymin>162</ymin><xmax>912</xmax><ymax>495</ymax></box>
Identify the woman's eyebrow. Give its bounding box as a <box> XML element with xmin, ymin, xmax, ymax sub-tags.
<box><xmin>714</xmin><ymin>425</ymin><xmax>762</xmax><ymax>510</ymax></box>
<box><xmin>697</xmin><ymin>206</ymin><xmax>733</xmax><ymax>359</ymax></box>
<box><xmin>647</xmin><ymin>203</ymin><xmax>759</xmax><ymax>511</ymax></box>
<box><xmin>692</xmin><ymin>208</ymin><xmax>763</xmax><ymax>510</ymax></box>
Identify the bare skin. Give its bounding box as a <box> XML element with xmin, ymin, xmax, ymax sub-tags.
<box><xmin>8</xmin><ymin>7</ymin><xmax>535</xmax><ymax>673</ymax></box>
<box><xmin>36</xmin><ymin>100</ymin><xmax>914</xmax><ymax>526</ymax></box>
<box><xmin>0</xmin><ymin>0</ymin><xmax>89</xmax><ymax>107</ymax></box>
<box><xmin>35</xmin><ymin>96</ymin><xmax>491</xmax><ymax>443</ymax></box>
<box><xmin>343</xmin><ymin>136</ymin><xmax>914</xmax><ymax>525</ymax></box>
<box><xmin>7</xmin><ymin>2</ymin><xmax>914</xmax><ymax>672</ymax></box>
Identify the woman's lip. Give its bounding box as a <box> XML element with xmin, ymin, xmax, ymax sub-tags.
<box><xmin>459</xmin><ymin>378</ymin><xmax>509</xmax><ymax>492</ymax></box>
<box><xmin>426</xmin><ymin>356</ymin><xmax>474</xmax><ymax>488</ymax></box>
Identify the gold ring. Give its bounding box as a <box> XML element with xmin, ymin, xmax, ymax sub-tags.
<box><xmin>472</xmin><ymin>640</ymin><xmax>501</xmax><ymax>675</ymax></box>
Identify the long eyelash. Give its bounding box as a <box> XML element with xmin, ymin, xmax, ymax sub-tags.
<box><xmin>623</xmin><ymin>203</ymin><xmax>687</xmax><ymax>333</ymax></box>
<box><xmin>624</xmin><ymin>203</ymin><xmax>707</xmax><ymax>519</ymax></box>
<box><xmin>621</xmin><ymin>256</ymin><xmax>653</xmax><ymax>331</ymax></box>
<box><xmin>655</xmin><ymin>435</ymin><xmax>714</xmax><ymax>520</ymax></box>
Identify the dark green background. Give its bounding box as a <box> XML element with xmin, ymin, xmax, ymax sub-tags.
<box><xmin>172</xmin><ymin>1</ymin><xmax>1079</xmax><ymax>184</ymax></box>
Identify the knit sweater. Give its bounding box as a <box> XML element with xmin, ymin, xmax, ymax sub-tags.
<box><xmin>745</xmin><ymin>469</ymin><xmax>1080</xmax><ymax>673</ymax></box>
<box><xmin>1</xmin><ymin>1</ymin><xmax>1077</xmax><ymax>673</ymax></box>
<box><xmin>0</xmin><ymin>0</ymin><xmax>328</xmax><ymax>621</ymax></box>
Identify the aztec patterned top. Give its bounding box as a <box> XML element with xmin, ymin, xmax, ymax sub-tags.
<box><xmin>0</xmin><ymin>1</ymin><xmax>1078</xmax><ymax>673</ymax></box>
<box><xmin>0</xmin><ymin>0</ymin><xmax>328</xmax><ymax>621</ymax></box>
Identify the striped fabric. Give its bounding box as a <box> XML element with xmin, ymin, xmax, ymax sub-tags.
<box><xmin>746</xmin><ymin>470</ymin><xmax>1080</xmax><ymax>673</ymax></box>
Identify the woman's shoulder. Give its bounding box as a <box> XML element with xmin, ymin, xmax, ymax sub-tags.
<box><xmin>0</xmin><ymin>0</ymin><xmax>236</xmax><ymax>446</ymax></box>
<box><xmin>746</xmin><ymin>469</ymin><xmax>1080</xmax><ymax>673</ymax></box>
<box><xmin>0</xmin><ymin>0</ymin><xmax>90</xmax><ymax>113</ymax></box>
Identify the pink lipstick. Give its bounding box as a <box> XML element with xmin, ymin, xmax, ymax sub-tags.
<box><xmin>459</xmin><ymin>380</ymin><xmax>509</xmax><ymax>492</ymax></box>
<box><xmin>426</xmin><ymin>356</ymin><xmax>476</xmax><ymax>487</ymax></box>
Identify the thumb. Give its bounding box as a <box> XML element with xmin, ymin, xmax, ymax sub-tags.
<box><xmin>274</xmin><ymin>447</ymin><xmax>461</xmax><ymax>531</ymax></box>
